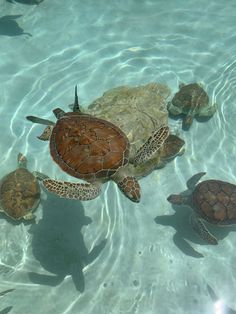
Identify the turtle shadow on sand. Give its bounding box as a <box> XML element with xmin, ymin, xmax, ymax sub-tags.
<box><xmin>0</xmin><ymin>15</ymin><xmax>32</xmax><ymax>37</ymax></box>
<box><xmin>28</xmin><ymin>194</ymin><xmax>107</xmax><ymax>292</ymax></box>
<box><xmin>6</xmin><ymin>0</ymin><xmax>43</xmax><ymax>4</ymax></box>
<box><xmin>154</xmin><ymin>201</ymin><xmax>236</xmax><ymax>258</ymax></box>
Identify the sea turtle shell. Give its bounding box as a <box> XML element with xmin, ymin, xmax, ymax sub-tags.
<box><xmin>191</xmin><ymin>180</ymin><xmax>236</xmax><ymax>225</ymax></box>
<box><xmin>171</xmin><ymin>83</ymin><xmax>209</xmax><ymax>114</ymax></box>
<box><xmin>86</xmin><ymin>83</ymin><xmax>177</xmax><ymax>177</ymax></box>
<box><xmin>50</xmin><ymin>112</ymin><xmax>130</xmax><ymax>182</ymax></box>
<box><xmin>0</xmin><ymin>165</ymin><xmax>40</xmax><ymax>220</ymax></box>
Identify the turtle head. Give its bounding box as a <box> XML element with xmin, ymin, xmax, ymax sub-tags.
<box><xmin>167</xmin><ymin>194</ymin><xmax>187</xmax><ymax>205</ymax></box>
<box><xmin>17</xmin><ymin>153</ymin><xmax>27</xmax><ymax>169</ymax></box>
<box><xmin>116</xmin><ymin>176</ymin><xmax>140</xmax><ymax>203</ymax></box>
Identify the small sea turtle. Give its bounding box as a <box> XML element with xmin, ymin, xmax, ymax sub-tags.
<box><xmin>167</xmin><ymin>83</ymin><xmax>217</xmax><ymax>129</ymax></box>
<box><xmin>26</xmin><ymin>87</ymin><xmax>169</xmax><ymax>203</ymax></box>
<box><xmin>167</xmin><ymin>172</ymin><xmax>236</xmax><ymax>245</ymax></box>
<box><xmin>0</xmin><ymin>153</ymin><xmax>42</xmax><ymax>221</ymax></box>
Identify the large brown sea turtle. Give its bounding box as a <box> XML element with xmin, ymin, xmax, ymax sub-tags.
<box><xmin>167</xmin><ymin>172</ymin><xmax>236</xmax><ymax>245</ymax></box>
<box><xmin>84</xmin><ymin>83</ymin><xmax>185</xmax><ymax>177</ymax></box>
<box><xmin>26</xmin><ymin>87</ymin><xmax>169</xmax><ymax>203</ymax></box>
<box><xmin>0</xmin><ymin>153</ymin><xmax>43</xmax><ymax>221</ymax></box>
<box><xmin>167</xmin><ymin>83</ymin><xmax>217</xmax><ymax>129</ymax></box>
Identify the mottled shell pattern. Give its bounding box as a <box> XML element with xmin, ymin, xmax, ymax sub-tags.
<box><xmin>191</xmin><ymin>180</ymin><xmax>236</xmax><ymax>224</ymax></box>
<box><xmin>50</xmin><ymin>112</ymin><xmax>130</xmax><ymax>182</ymax></box>
<box><xmin>0</xmin><ymin>164</ymin><xmax>40</xmax><ymax>220</ymax></box>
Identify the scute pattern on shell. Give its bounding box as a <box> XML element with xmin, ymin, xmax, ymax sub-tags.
<box><xmin>0</xmin><ymin>168</ymin><xmax>40</xmax><ymax>219</ymax></box>
<box><xmin>192</xmin><ymin>180</ymin><xmax>236</xmax><ymax>224</ymax></box>
<box><xmin>50</xmin><ymin>114</ymin><xmax>130</xmax><ymax>181</ymax></box>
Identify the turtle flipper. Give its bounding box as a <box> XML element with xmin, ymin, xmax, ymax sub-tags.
<box><xmin>37</xmin><ymin>126</ymin><xmax>53</xmax><ymax>141</ymax></box>
<box><xmin>198</xmin><ymin>103</ymin><xmax>217</xmax><ymax>117</ymax></box>
<box><xmin>183</xmin><ymin>113</ymin><xmax>194</xmax><ymax>129</ymax></box>
<box><xmin>133</xmin><ymin>125</ymin><xmax>169</xmax><ymax>166</ymax></box>
<box><xmin>115</xmin><ymin>176</ymin><xmax>140</xmax><ymax>202</ymax></box>
<box><xmin>26</xmin><ymin>116</ymin><xmax>55</xmax><ymax>126</ymax></box>
<box><xmin>186</xmin><ymin>172</ymin><xmax>206</xmax><ymax>190</ymax></box>
<box><xmin>43</xmin><ymin>179</ymin><xmax>101</xmax><ymax>200</ymax></box>
<box><xmin>190</xmin><ymin>214</ymin><xmax>218</xmax><ymax>245</ymax></box>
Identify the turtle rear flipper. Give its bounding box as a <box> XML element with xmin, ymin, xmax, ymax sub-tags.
<box><xmin>37</xmin><ymin>126</ymin><xmax>53</xmax><ymax>141</ymax></box>
<box><xmin>26</xmin><ymin>116</ymin><xmax>55</xmax><ymax>126</ymax></box>
<box><xmin>198</xmin><ymin>103</ymin><xmax>217</xmax><ymax>117</ymax></box>
<box><xmin>190</xmin><ymin>214</ymin><xmax>218</xmax><ymax>245</ymax></box>
<box><xmin>133</xmin><ymin>125</ymin><xmax>169</xmax><ymax>166</ymax></box>
<box><xmin>43</xmin><ymin>179</ymin><xmax>101</xmax><ymax>200</ymax></box>
<box><xmin>186</xmin><ymin>172</ymin><xmax>206</xmax><ymax>190</ymax></box>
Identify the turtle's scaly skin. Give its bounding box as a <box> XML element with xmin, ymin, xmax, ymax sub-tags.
<box><xmin>0</xmin><ymin>168</ymin><xmax>40</xmax><ymax>220</ymax></box>
<box><xmin>50</xmin><ymin>112</ymin><xmax>129</xmax><ymax>182</ymax></box>
<box><xmin>191</xmin><ymin>180</ymin><xmax>236</xmax><ymax>225</ymax></box>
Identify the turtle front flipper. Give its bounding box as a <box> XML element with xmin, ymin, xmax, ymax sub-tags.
<box><xmin>133</xmin><ymin>125</ymin><xmax>169</xmax><ymax>166</ymax></box>
<box><xmin>186</xmin><ymin>172</ymin><xmax>206</xmax><ymax>190</ymax></box>
<box><xmin>190</xmin><ymin>213</ymin><xmax>218</xmax><ymax>245</ymax></box>
<box><xmin>43</xmin><ymin>179</ymin><xmax>101</xmax><ymax>200</ymax></box>
<box><xmin>115</xmin><ymin>176</ymin><xmax>140</xmax><ymax>203</ymax></box>
<box><xmin>26</xmin><ymin>116</ymin><xmax>55</xmax><ymax>126</ymax></box>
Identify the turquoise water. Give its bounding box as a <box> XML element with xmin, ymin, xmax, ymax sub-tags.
<box><xmin>0</xmin><ymin>0</ymin><xmax>236</xmax><ymax>313</ymax></box>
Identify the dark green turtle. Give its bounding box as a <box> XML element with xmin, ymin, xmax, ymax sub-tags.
<box><xmin>167</xmin><ymin>83</ymin><xmax>217</xmax><ymax>129</ymax></box>
<box><xmin>167</xmin><ymin>172</ymin><xmax>236</xmax><ymax>245</ymax></box>
<box><xmin>0</xmin><ymin>153</ymin><xmax>44</xmax><ymax>221</ymax></box>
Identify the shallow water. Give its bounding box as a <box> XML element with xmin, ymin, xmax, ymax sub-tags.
<box><xmin>0</xmin><ymin>0</ymin><xmax>236</xmax><ymax>313</ymax></box>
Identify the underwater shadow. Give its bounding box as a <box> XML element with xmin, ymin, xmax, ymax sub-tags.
<box><xmin>0</xmin><ymin>307</ymin><xmax>13</xmax><ymax>314</ymax></box>
<box><xmin>28</xmin><ymin>194</ymin><xmax>106</xmax><ymax>292</ymax></box>
<box><xmin>154</xmin><ymin>203</ymin><xmax>236</xmax><ymax>258</ymax></box>
<box><xmin>6</xmin><ymin>0</ymin><xmax>43</xmax><ymax>4</ymax></box>
<box><xmin>0</xmin><ymin>15</ymin><xmax>32</xmax><ymax>37</ymax></box>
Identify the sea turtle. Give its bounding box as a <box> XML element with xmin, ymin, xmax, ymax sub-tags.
<box><xmin>167</xmin><ymin>172</ymin><xmax>236</xmax><ymax>245</ymax></box>
<box><xmin>84</xmin><ymin>83</ymin><xmax>185</xmax><ymax>177</ymax></box>
<box><xmin>26</xmin><ymin>86</ymin><xmax>170</xmax><ymax>203</ymax></box>
<box><xmin>167</xmin><ymin>83</ymin><xmax>217</xmax><ymax>129</ymax></box>
<box><xmin>0</xmin><ymin>153</ymin><xmax>43</xmax><ymax>221</ymax></box>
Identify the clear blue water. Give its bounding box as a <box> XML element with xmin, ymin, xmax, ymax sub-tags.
<box><xmin>0</xmin><ymin>0</ymin><xmax>236</xmax><ymax>313</ymax></box>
